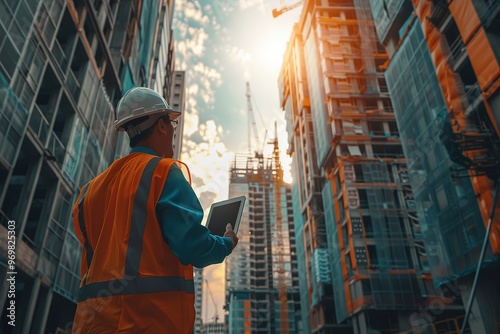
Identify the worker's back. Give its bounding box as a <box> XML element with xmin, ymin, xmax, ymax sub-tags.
<box><xmin>72</xmin><ymin>152</ymin><xmax>195</xmax><ymax>334</ymax></box>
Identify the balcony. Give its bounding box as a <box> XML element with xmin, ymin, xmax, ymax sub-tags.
<box><xmin>427</xmin><ymin>0</ymin><xmax>450</xmax><ymax>29</ymax></box>
<box><xmin>477</xmin><ymin>0</ymin><xmax>500</xmax><ymax>27</ymax></box>
<box><xmin>448</xmin><ymin>35</ymin><xmax>467</xmax><ymax>68</ymax></box>
<box><xmin>29</xmin><ymin>105</ymin><xmax>50</xmax><ymax>145</ymax></box>
<box><xmin>44</xmin><ymin>132</ymin><xmax>66</xmax><ymax>168</ymax></box>
<box><xmin>463</xmin><ymin>82</ymin><xmax>483</xmax><ymax>117</ymax></box>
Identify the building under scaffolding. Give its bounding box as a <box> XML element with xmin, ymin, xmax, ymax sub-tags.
<box><xmin>278</xmin><ymin>0</ymin><xmax>464</xmax><ymax>333</ymax></box>
<box><xmin>0</xmin><ymin>0</ymin><xmax>177</xmax><ymax>332</ymax></box>
<box><xmin>225</xmin><ymin>151</ymin><xmax>302</xmax><ymax>333</ymax></box>
<box><xmin>370</xmin><ymin>0</ymin><xmax>500</xmax><ymax>332</ymax></box>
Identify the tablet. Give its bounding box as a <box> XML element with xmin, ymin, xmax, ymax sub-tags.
<box><xmin>206</xmin><ymin>196</ymin><xmax>246</xmax><ymax>236</ymax></box>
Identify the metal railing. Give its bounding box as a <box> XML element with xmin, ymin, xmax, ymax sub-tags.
<box><xmin>45</xmin><ymin>132</ymin><xmax>66</xmax><ymax>166</ymax></box>
<box><xmin>28</xmin><ymin>104</ymin><xmax>50</xmax><ymax>144</ymax></box>
<box><xmin>0</xmin><ymin>210</ymin><xmax>11</xmax><ymax>229</ymax></box>
<box><xmin>65</xmin><ymin>70</ymin><xmax>81</xmax><ymax>101</ymax></box>
<box><xmin>51</xmin><ymin>40</ymin><xmax>68</xmax><ymax>72</ymax></box>
<box><xmin>478</xmin><ymin>0</ymin><xmax>500</xmax><ymax>22</ymax></box>
<box><xmin>448</xmin><ymin>35</ymin><xmax>466</xmax><ymax>65</ymax></box>
<box><xmin>463</xmin><ymin>82</ymin><xmax>482</xmax><ymax>116</ymax></box>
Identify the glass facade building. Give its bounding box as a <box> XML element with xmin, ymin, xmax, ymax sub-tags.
<box><xmin>278</xmin><ymin>0</ymin><xmax>466</xmax><ymax>333</ymax></box>
<box><xmin>369</xmin><ymin>0</ymin><xmax>500</xmax><ymax>333</ymax></box>
<box><xmin>0</xmin><ymin>0</ymin><xmax>177</xmax><ymax>332</ymax></box>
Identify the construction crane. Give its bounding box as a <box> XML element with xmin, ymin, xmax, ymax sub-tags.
<box><xmin>246</xmin><ymin>82</ymin><xmax>266</xmax><ymax>161</ymax></box>
<box><xmin>271</xmin><ymin>122</ymin><xmax>289</xmax><ymax>333</ymax></box>
<box><xmin>272</xmin><ymin>0</ymin><xmax>303</xmax><ymax>18</ymax></box>
<box><xmin>205</xmin><ymin>279</ymin><xmax>219</xmax><ymax>324</ymax></box>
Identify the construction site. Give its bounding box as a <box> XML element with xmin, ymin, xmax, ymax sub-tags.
<box><xmin>0</xmin><ymin>0</ymin><xmax>499</xmax><ymax>333</ymax></box>
<box><xmin>277</xmin><ymin>0</ymin><xmax>500</xmax><ymax>333</ymax></box>
<box><xmin>224</xmin><ymin>83</ymin><xmax>302</xmax><ymax>333</ymax></box>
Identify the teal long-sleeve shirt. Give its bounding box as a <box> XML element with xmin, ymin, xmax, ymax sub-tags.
<box><xmin>131</xmin><ymin>147</ymin><xmax>233</xmax><ymax>268</ymax></box>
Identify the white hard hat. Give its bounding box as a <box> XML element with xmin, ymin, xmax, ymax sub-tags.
<box><xmin>114</xmin><ymin>87</ymin><xmax>181</xmax><ymax>138</ymax></box>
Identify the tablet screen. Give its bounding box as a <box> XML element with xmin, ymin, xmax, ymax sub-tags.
<box><xmin>206</xmin><ymin>196</ymin><xmax>245</xmax><ymax>236</ymax></box>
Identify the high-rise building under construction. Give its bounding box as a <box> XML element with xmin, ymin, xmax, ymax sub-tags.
<box><xmin>225</xmin><ymin>141</ymin><xmax>302</xmax><ymax>333</ymax></box>
<box><xmin>0</xmin><ymin>0</ymin><xmax>177</xmax><ymax>332</ymax></box>
<box><xmin>368</xmin><ymin>1</ymin><xmax>500</xmax><ymax>333</ymax></box>
<box><xmin>277</xmin><ymin>0</ymin><xmax>467</xmax><ymax>333</ymax></box>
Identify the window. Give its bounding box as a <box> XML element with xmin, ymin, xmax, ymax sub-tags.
<box><xmin>367</xmin><ymin>245</ymin><xmax>378</xmax><ymax>268</ymax></box>
<box><xmin>368</xmin><ymin>121</ymin><xmax>384</xmax><ymax>135</ymax></box>
<box><xmin>359</xmin><ymin>189</ymin><xmax>369</xmax><ymax>209</ymax></box>
<box><xmin>389</xmin><ymin>121</ymin><xmax>398</xmax><ymax>134</ymax></box>
<box><xmin>362</xmin><ymin>216</ymin><xmax>373</xmax><ymax>237</ymax></box>
<box><xmin>354</xmin><ymin>164</ymin><xmax>364</xmax><ymax>182</ymax></box>
<box><xmin>24</xmin><ymin>163</ymin><xmax>57</xmax><ymax>251</ymax></box>
<box><xmin>436</xmin><ymin>186</ymin><xmax>448</xmax><ymax>210</ymax></box>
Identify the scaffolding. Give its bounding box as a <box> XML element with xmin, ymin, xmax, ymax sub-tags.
<box><xmin>226</xmin><ymin>149</ymin><xmax>300</xmax><ymax>333</ymax></box>
<box><xmin>277</xmin><ymin>0</ymin><xmax>464</xmax><ymax>332</ymax></box>
<box><xmin>412</xmin><ymin>0</ymin><xmax>500</xmax><ymax>255</ymax></box>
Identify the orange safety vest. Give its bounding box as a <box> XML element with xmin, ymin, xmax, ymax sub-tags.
<box><xmin>72</xmin><ymin>152</ymin><xmax>195</xmax><ymax>334</ymax></box>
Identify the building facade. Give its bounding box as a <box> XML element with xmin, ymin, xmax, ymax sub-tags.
<box><xmin>278</xmin><ymin>0</ymin><xmax>466</xmax><ymax>333</ymax></box>
<box><xmin>369</xmin><ymin>0</ymin><xmax>500</xmax><ymax>333</ymax></box>
<box><xmin>203</xmin><ymin>321</ymin><xmax>225</xmax><ymax>334</ymax></box>
<box><xmin>225</xmin><ymin>149</ymin><xmax>302</xmax><ymax>333</ymax></box>
<box><xmin>194</xmin><ymin>267</ymin><xmax>204</xmax><ymax>334</ymax></box>
<box><xmin>170</xmin><ymin>70</ymin><xmax>186</xmax><ymax>159</ymax></box>
<box><xmin>0</xmin><ymin>0</ymin><xmax>176</xmax><ymax>332</ymax></box>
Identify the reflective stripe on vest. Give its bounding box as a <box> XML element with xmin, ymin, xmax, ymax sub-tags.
<box><xmin>78</xmin><ymin>183</ymin><xmax>92</xmax><ymax>269</ymax></box>
<box><xmin>78</xmin><ymin>157</ymin><xmax>194</xmax><ymax>302</ymax></box>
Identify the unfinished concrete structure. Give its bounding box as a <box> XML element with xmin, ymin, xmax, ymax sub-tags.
<box><xmin>278</xmin><ymin>0</ymin><xmax>465</xmax><ymax>332</ymax></box>
<box><xmin>0</xmin><ymin>0</ymin><xmax>177</xmax><ymax>332</ymax></box>
<box><xmin>369</xmin><ymin>0</ymin><xmax>500</xmax><ymax>332</ymax></box>
<box><xmin>225</xmin><ymin>148</ymin><xmax>302</xmax><ymax>333</ymax></box>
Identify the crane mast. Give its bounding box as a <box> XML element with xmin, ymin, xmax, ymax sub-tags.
<box><xmin>271</xmin><ymin>122</ymin><xmax>289</xmax><ymax>333</ymax></box>
<box><xmin>246</xmin><ymin>82</ymin><xmax>263</xmax><ymax>159</ymax></box>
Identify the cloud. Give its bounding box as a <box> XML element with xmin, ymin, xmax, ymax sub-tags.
<box><xmin>181</xmin><ymin>119</ymin><xmax>234</xmax><ymax>210</ymax></box>
<box><xmin>238</xmin><ymin>0</ymin><xmax>266</xmax><ymax>10</ymax></box>
<box><xmin>182</xmin><ymin>1</ymin><xmax>210</xmax><ymax>25</ymax></box>
<box><xmin>176</xmin><ymin>20</ymin><xmax>189</xmax><ymax>39</ymax></box>
<box><xmin>173</xmin><ymin>0</ymin><xmax>295</xmax><ymax>323</ymax></box>
<box><xmin>182</xmin><ymin>108</ymin><xmax>199</xmax><ymax>137</ymax></box>
<box><xmin>226</xmin><ymin>45</ymin><xmax>252</xmax><ymax>64</ymax></box>
<box><xmin>192</xmin><ymin>62</ymin><xmax>222</xmax><ymax>86</ymax></box>
<box><xmin>179</xmin><ymin>27</ymin><xmax>209</xmax><ymax>57</ymax></box>
<box><xmin>208</xmin><ymin>0</ymin><xmax>238</xmax><ymax>18</ymax></box>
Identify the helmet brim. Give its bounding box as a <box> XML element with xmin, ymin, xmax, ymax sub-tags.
<box><xmin>114</xmin><ymin>109</ymin><xmax>182</xmax><ymax>131</ymax></box>
<box><xmin>168</xmin><ymin>110</ymin><xmax>181</xmax><ymax>120</ymax></box>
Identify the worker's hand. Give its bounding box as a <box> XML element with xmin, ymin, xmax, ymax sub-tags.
<box><xmin>224</xmin><ymin>223</ymin><xmax>238</xmax><ymax>250</ymax></box>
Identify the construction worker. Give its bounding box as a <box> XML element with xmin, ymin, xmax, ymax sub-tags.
<box><xmin>72</xmin><ymin>87</ymin><xmax>238</xmax><ymax>333</ymax></box>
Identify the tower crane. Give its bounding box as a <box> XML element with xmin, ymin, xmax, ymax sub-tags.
<box><xmin>205</xmin><ymin>279</ymin><xmax>219</xmax><ymax>324</ymax></box>
<box><xmin>271</xmin><ymin>122</ymin><xmax>289</xmax><ymax>333</ymax></box>
<box><xmin>246</xmin><ymin>82</ymin><xmax>266</xmax><ymax>161</ymax></box>
<box><xmin>272</xmin><ymin>0</ymin><xmax>303</xmax><ymax>18</ymax></box>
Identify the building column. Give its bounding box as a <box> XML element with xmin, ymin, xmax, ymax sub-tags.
<box><xmin>34</xmin><ymin>288</ymin><xmax>53</xmax><ymax>334</ymax></box>
<box><xmin>21</xmin><ymin>275</ymin><xmax>41</xmax><ymax>334</ymax></box>
<box><xmin>460</xmin><ymin>271</ymin><xmax>500</xmax><ymax>333</ymax></box>
<box><xmin>352</xmin><ymin>312</ymin><xmax>368</xmax><ymax>334</ymax></box>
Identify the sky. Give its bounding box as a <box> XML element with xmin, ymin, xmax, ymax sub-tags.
<box><xmin>173</xmin><ymin>0</ymin><xmax>302</xmax><ymax>324</ymax></box>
